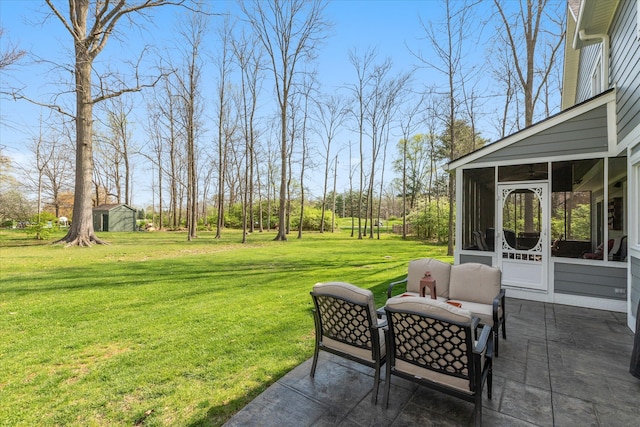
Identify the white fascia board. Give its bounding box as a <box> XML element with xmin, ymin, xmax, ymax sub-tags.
<box><xmin>449</xmin><ymin>90</ymin><xmax>616</xmax><ymax>170</ymax></box>
<box><xmin>572</xmin><ymin>0</ymin><xmax>589</xmax><ymax>49</ymax></box>
<box><xmin>460</xmin><ymin>151</ymin><xmax>611</xmax><ymax>171</ymax></box>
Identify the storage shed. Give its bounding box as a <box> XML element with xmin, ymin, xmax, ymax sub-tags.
<box><xmin>92</xmin><ymin>204</ymin><xmax>137</xmax><ymax>232</ymax></box>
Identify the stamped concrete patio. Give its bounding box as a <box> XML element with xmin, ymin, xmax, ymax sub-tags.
<box><xmin>224</xmin><ymin>298</ymin><xmax>640</xmax><ymax>427</ymax></box>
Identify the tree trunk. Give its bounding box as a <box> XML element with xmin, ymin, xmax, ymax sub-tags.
<box><xmin>58</xmin><ymin>37</ymin><xmax>105</xmax><ymax>246</ymax></box>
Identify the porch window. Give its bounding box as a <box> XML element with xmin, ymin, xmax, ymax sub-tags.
<box><xmin>551</xmin><ymin>157</ymin><xmax>628</xmax><ymax>260</ymax></box>
<box><xmin>462</xmin><ymin>167</ymin><xmax>495</xmax><ymax>251</ymax></box>
<box><xmin>551</xmin><ymin>159</ymin><xmax>603</xmax><ymax>258</ymax></box>
<box><xmin>498</xmin><ymin>163</ymin><xmax>548</xmax><ymax>182</ymax></box>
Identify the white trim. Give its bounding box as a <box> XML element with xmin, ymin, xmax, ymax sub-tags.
<box><xmin>503</xmin><ymin>286</ymin><xmax>552</xmax><ymax>303</ymax></box>
<box><xmin>449</xmin><ymin>90</ymin><xmax>616</xmax><ymax>170</ymax></box>
<box><xmin>628</xmin><ymin>131</ymin><xmax>640</xmax><ymax>331</ymax></box>
<box><xmin>553</xmin><ymin>293</ymin><xmax>627</xmax><ymax>312</ymax></box>
<box><xmin>455</xmin><ymin>167</ymin><xmax>463</xmax><ymax>264</ymax></box>
<box><xmin>607</xmin><ymin>94</ymin><xmax>619</xmax><ymax>154</ymax></box>
<box><xmin>460</xmin><ymin>153</ymin><xmax>608</xmax><ymax>171</ymax></box>
<box><xmin>590</xmin><ymin>52</ymin><xmax>602</xmax><ymax>96</ymax></box>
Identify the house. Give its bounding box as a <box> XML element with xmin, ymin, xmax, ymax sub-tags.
<box><xmin>92</xmin><ymin>204</ymin><xmax>137</xmax><ymax>232</ymax></box>
<box><xmin>448</xmin><ymin>0</ymin><xmax>639</xmax><ymax>331</ymax></box>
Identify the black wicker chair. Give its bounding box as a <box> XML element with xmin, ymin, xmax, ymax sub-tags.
<box><xmin>310</xmin><ymin>282</ymin><xmax>387</xmax><ymax>404</ymax></box>
<box><xmin>384</xmin><ymin>297</ymin><xmax>493</xmax><ymax>426</ymax></box>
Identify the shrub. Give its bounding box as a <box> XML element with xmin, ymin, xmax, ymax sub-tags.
<box><xmin>25</xmin><ymin>212</ymin><xmax>57</xmax><ymax>240</ymax></box>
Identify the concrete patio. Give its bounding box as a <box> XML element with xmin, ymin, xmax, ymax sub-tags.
<box><xmin>224</xmin><ymin>298</ymin><xmax>640</xmax><ymax>426</ymax></box>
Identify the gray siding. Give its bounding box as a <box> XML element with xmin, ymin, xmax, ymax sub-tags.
<box><xmin>460</xmin><ymin>254</ymin><xmax>493</xmax><ymax>266</ymax></box>
<box><xmin>554</xmin><ymin>262</ymin><xmax>627</xmax><ymax>300</ymax></box>
<box><xmin>472</xmin><ymin>105</ymin><xmax>608</xmax><ymax>164</ymax></box>
<box><xmin>576</xmin><ymin>43</ymin><xmax>601</xmax><ymax>104</ymax></box>
<box><xmin>632</xmin><ymin>256</ymin><xmax>640</xmax><ymax>318</ymax></box>
<box><xmin>610</xmin><ymin>0</ymin><xmax>640</xmax><ymax>144</ymax></box>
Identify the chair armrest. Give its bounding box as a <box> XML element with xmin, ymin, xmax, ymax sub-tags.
<box><xmin>387</xmin><ymin>277</ymin><xmax>408</xmax><ymax>298</ymax></box>
<box><xmin>492</xmin><ymin>288</ymin><xmax>506</xmax><ymax>324</ymax></box>
<box><xmin>473</xmin><ymin>324</ymin><xmax>492</xmax><ymax>355</ymax></box>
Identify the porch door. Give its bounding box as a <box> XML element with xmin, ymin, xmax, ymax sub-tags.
<box><xmin>498</xmin><ymin>183</ymin><xmax>548</xmax><ymax>292</ymax></box>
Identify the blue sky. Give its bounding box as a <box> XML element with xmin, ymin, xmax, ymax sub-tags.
<box><xmin>0</xmin><ymin>0</ymin><xmax>565</xmax><ymax>207</ymax></box>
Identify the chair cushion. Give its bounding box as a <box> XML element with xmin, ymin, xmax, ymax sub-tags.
<box><xmin>449</xmin><ymin>263</ymin><xmax>501</xmax><ymax>305</ymax></box>
<box><xmin>447</xmin><ymin>300</ymin><xmax>497</xmax><ymax>326</ymax></box>
<box><xmin>394</xmin><ymin>291</ymin><xmax>448</xmax><ymax>303</ymax></box>
<box><xmin>312</xmin><ymin>281</ymin><xmax>378</xmax><ymax>326</ymax></box>
<box><xmin>407</xmin><ymin>258</ymin><xmax>452</xmax><ymax>298</ymax></box>
<box><xmin>323</xmin><ymin>328</ymin><xmax>386</xmax><ymax>361</ymax></box>
<box><xmin>395</xmin><ymin>359</ymin><xmax>473</xmax><ymax>394</ymax></box>
<box><xmin>386</xmin><ymin>296</ymin><xmax>472</xmax><ymax>324</ymax></box>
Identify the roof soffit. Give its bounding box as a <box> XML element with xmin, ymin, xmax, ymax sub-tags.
<box><xmin>573</xmin><ymin>0</ymin><xmax>619</xmax><ymax>49</ymax></box>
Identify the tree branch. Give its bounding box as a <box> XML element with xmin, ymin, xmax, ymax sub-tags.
<box><xmin>4</xmin><ymin>90</ymin><xmax>74</xmax><ymax>119</ymax></box>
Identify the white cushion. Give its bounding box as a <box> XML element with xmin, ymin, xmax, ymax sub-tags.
<box><xmin>447</xmin><ymin>300</ymin><xmax>496</xmax><ymax>326</ymax></box>
<box><xmin>313</xmin><ymin>281</ymin><xmax>378</xmax><ymax>326</ymax></box>
<box><xmin>407</xmin><ymin>258</ymin><xmax>452</xmax><ymax>298</ymax></box>
<box><xmin>449</xmin><ymin>263</ymin><xmax>501</xmax><ymax>304</ymax></box>
<box><xmin>386</xmin><ymin>296</ymin><xmax>472</xmax><ymax>324</ymax></box>
<box><xmin>323</xmin><ymin>328</ymin><xmax>386</xmax><ymax>361</ymax></box>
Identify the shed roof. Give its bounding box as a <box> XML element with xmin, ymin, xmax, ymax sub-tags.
<box><xmin>93</xmin><ymin>203</ymin><xmax>136</xmax><ymax>212</ymax></box>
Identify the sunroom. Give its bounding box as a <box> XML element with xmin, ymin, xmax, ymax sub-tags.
<box><xmin>449</xmin><ymin>89</ymin><xmax>628</xmax><ymax>312</ymax></box>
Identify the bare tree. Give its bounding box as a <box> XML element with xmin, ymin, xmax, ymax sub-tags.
<box><xmin>27</xmin><ymin>116</ymin><xmax>54</xmax><ymax>239</ymax></box>
<box><xmin>232</xmin><ymin>26</ymin><xmax>264</xmax><ymax>241</ymax></box>
<box><xmin>415</xmin><ymin>0</ymin><xmax>475</xmax><ymax>255</ymax></box>
<box><xmin>347</xmin><ymin>47</ymin><xmax>376</xmax><ymax>239</ymax></box>
<box><xmin>397</xmin><ymin>92</ymin><xmax>424</xmax><ymax>238</ymax></box>
<box><xmin>16</xmin><ymin>0</ymin><xmax>185</xmax><ymax>246</ymax></box>
<box><xmin>365</xmin><ymin>61</ymin><xmax>409</xmax><ymax>238</ymax></box>
<box><xmin>42</xmin><ymin>126</ymin><xmax>75</xmax><ymax>218</ymax></box>
<box><xmin>487</xmin><ymin>39</ymin><xmax>520</xmax><ymax>138</ymax></box>
<box><xmin>314</xmin><ymin>94</ymin><xmax>347</xmax><ymax>233</ymax></box>
<box><xmin>241</xmin><ymin>0</ymin><xmax>329</xmax><ymax>241</ymax></box>
<box><xmin>296</xmin><ymin>72</ymin><xmax>316</xmax><ymax>238</ymax></box>
<box><xmin>174</xmin><ymin>9</ymin><xmax>208</xmax><ymax>241</ymax></box>
<box><xmin>0</xmin><ymin>27</ymin><xmax>26</xmax><ymax>70</ymax></box>
<box><xmin>493</xmin><ymin>0</ymin><xmax>564</xmax><ymax>127</ymax></box>
<box><xmin>98</xmin><ymin>96</ymin><xmax>135</xmax><ymax>205</ymax></box>
<box><xmin>214</xmin><ymin>17</ymin><xmax>234</xmax><ymax>239</ymax></box>
<box><xmin>144</xmin><ymin>107</ymin><xmax>165</xmax><ymax>229</ymax></box>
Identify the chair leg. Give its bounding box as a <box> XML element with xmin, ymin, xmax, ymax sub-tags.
<box><xmin>310</xmin><ymin>346</ymin><xmax>320</xmax><ymax>377</ymax></box>
<box><xmin>494</xmin><ymin>325</ymin><xmax>499</xmax><ymax>357</ymax></box>
<box><xmin>502</xmin><ymin>315</ymin><xmax>507</xmax><ymax>339</ymax></box>
<box><xmin>371</xmin><ymin>363</ymin><xmax>380</xmax><ymax>404</ymax></box>
<box><xmin>487</xmin><ymin>361</ymin><xmax>493</xmax><ymax>400</ymax></box>
<box><xmin>383</xmin><ymin>364</ymin><xmax>392</xmax><ymax>408</ymax></box>
<box><xmin>474</xmin><ymin>396</ymin><xmax>482</xmax><ymax>427</ymax></box>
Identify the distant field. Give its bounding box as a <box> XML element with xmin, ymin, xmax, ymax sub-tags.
<box><xmin>0</xmin><ymin>228</ymin><xmax>450</xmax><ymax>426</ymax></box>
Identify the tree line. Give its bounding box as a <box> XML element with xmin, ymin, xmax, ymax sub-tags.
<box><xmin>0</xmin><ymin>0</ymin><xmax>564</xmax><ymax>252</ymax></box>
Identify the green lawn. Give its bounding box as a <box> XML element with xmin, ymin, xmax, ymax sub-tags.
<box><xmin>0</xmin><ymin>228</ymin><xmax>450</xmax><ymax>426</ymax></box>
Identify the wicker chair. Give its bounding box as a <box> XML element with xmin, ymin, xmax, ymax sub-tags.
<box><xmin>384</xmin><ymin>297</ymin><xmax>493</xmax><ymax>426</ymax></box>
<box><xmin>310</xmin><ymin>282</ymin><xmax>386</xmax><ymax>404</ymax></box>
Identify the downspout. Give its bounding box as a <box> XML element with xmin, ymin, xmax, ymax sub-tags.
<box><xmin>578</xmin><ymin>30</ymin><xmax>610</xmax><ymax>90</ymax></box>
